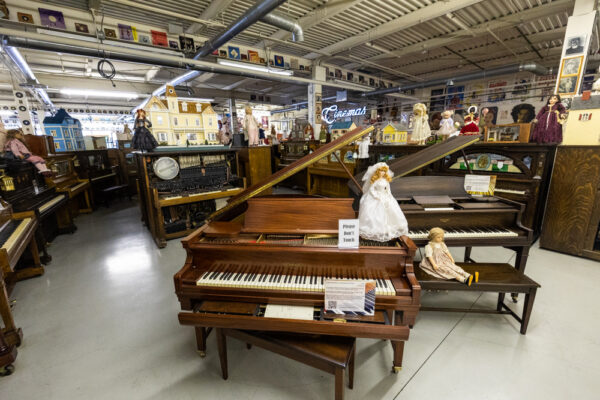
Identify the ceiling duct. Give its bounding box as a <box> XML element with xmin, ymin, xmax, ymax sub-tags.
<box><xmin>363</xmin><ymin>63</ymin><xmax>549</xmax><ymax>97</ymax></box>
<box><xmin>259</xmin><ymin>13</ymin><xmax>304</xmax><ymax>42</ymax></box>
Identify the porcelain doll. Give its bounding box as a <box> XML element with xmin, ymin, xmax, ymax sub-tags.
<box><xmin>419</xmin><ymin>227</ymin><xmax>479</xmax><ymax>286</ymax></box>
<box><xmin>459</xmin><ymin>106</ymin><xmax>480</xmax><ymax>135</ymax></box>
<box><xmin>132</xmin><ymin>109</ymin><xmax>158</xmax><ymax>151</ymax></box>
<box><xmin>243</xmin><ymin>106</ymin><xmax>259</xmax><ymax>146</ymax></box>
<box><xmin>358</xmin><ymin>162</ymin><xmax>408</xmax><ymax>242</ymax></box>
<box><xmin>437</xmin><ymin>110</ymin><xmax>456</xmax><ymax>138</ymax></box>
<box><xmin>411</xmin><ymin>103</ymin><xmax>430</xmax><ymax>144</ymax></box>
<box><xmin>530</xmin><ymin>94</ymin><xmax>566</xmax><ymax>144</ymax></box>
<box><xmin>4</xmin><ymin>129</ymin><xmax>52</xmax><ymax>176</ymax></box>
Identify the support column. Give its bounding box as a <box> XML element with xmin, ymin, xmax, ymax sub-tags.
<box><xmin>308</xmin><ymin>65</ymin><xmax>325</xmax><ymax>134</ymax></box>
<box><xmin>12</xmin><ymin>88</ymin><xmax>35</xmax><ymax>135</ymax></box>
<box><xmin>554</xmin><ymin>0</ymin><xmax>597</xmax><ymax>96</ymax></box>
<box><xmin>227</xmin><ymin>98</ymin><xmax>237</xmax><ymax>133</ymax></box>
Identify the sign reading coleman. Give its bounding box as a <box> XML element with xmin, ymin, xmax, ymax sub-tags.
<box><xmin>321</xmin><ymin>104</ymin><xmax>366</xmax><ymax>124</ymax></box>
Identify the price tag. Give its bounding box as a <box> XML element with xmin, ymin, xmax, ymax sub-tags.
<box><xmin>338</xmin><ymin>219</ymin><xmax>359</xmax><ymax>249</ymax></box>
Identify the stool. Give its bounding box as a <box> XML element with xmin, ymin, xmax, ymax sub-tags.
<box><xmin>216</xmin><ymin>328</ymin><xmax>355</xmax><ymax>400</ymax></box>
<box><xmin>101</xmin><ymin>184</ymin><xmax>131</xmax><ymax>207</ymax></box>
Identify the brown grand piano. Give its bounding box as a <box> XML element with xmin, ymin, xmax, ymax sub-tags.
<box><xmin>351</xmin><ymin>136</ymin><xmax>534</xmax><ymax>298</ymax></box>
<box><xmin>174</xmin><ymin>126</ymin><xmax>420</xmax><ymax>372</ymax></box>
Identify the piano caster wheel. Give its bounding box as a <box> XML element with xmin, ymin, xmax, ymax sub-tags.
<box><xmin>197</xmin><ymin>351</ymin><xmax>206</xmax><ymax>358</ymax></box>
<box><xmin>0</xmin><ymin>364</ymin><xmax>15</xmax><ymax>377</ymax></box>
<box><xmin>392</xmin><ymin>366</ymin><xmax>402</xmax><ymax>374</ymax></box>
<box><xmin>511</xmin><ymin>294</ymin><xmax>518</xmax><ymax>303</ymax></box>
<box><xmin>41</xmin><ymin>255</ymin><xmax>52</xmax><ymax>265</ymax></box>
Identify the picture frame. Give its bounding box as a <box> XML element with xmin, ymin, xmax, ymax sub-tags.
<box><xmin>564</xmin><ymin>35</ymin><xmax>586</xmax><ymax>56</ymax></box>
<box><xmin>38</xmin><ymin>8</ymin><xmax>66</xmax><ymax>29</ymax></box>
<box><xmin>18</xmin><ymin>12</ymin><xmax>34</xmax><ymax>24</ymax></box>
<box><xmin>558</xmin><ymin>76</ymin><xmax>578</xmax><ymax>95</ymax></box>
<box><xmin>559</xmin><ymin>55</ymin><xmax>583</xmax><ymax>77</ymax></box>
<box><xmin>104</xmin><ymin>28</ymin><xmax>117</xmax><ymax>39</ymax></box>
<box><xmin>75</xmin><ymin>23</ymin><xmax>89</xmax><ymax>33</ymax></box>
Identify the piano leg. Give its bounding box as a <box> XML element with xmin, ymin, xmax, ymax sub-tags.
<box><xmin>11</xmin><ymin>236</ymin><xmax>45</xmax><ymax>282</ymax></box>
<box><xmin>35</xmin><ymin>229</ymin><xmax>52</xmax><ymax>265</ymax></box>
<box><xmin>510</xmin><ymin>246</ymin><xmax>530</xmax><ymax>302</ymax></box>
<box><xmin>215</xmin><ymin>328</ymin><xmax>228</xmax><ymax>380</ymax></box>
<box><xmin>0</xmin><ymin>271</ymin><xmax>22</xmax><ymax>348</ymax></box>
<box><xmin>0</xmin><ymin>330</ymin><xmax>17</xmax><ymax>376</ymax></box>
<box><xmin>391</xmin><ymin>340</ymin><xmax>404</xmax><ymax>373</ymax></box>
<box><xmin>520</xmin><ymin>288</ymin><xmax>537</xmax><ymax>335</ymax></box>
<box><xmin>195</xmin><ymin>327</ymin><xmax>211</xmax><ymax>357</ymax></box>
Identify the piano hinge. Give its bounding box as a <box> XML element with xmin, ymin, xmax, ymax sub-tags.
<box><xmin>333</xmin><ymin>318</ymin><xmax>347</xmax><ymax>323</ymax></box>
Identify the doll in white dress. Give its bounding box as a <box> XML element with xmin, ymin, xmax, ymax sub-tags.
<box><xmin>359</xmin><ymin>162</ymin><xmax>409</xmax><ymax>242</ymax></box>
<box><xmin>411</xmin><ymin>103</ymin><xmax>431</xmax><ymax>144</ymax></box>
<box><xmin>437</xmin><ymin>110</ymin><xmax>456</xmax><ymax>138</ymax></box>
<box><xmin>419</xmin><ymin>227</ymin><xmax>479</xmax><ymax>286</ymax></box>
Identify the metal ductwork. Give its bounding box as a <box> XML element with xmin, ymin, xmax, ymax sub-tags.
<box><xmin>363</xmin><ymin>63</ymin><xmax>550</xmax><ymax>97</ymax></box>
<box><xmin>260</xmin><ymin>13</ymin><xmax>304</xmax><ymax>42</ymax></box>
<box><xmin>194</xmin><ymin>0</ymin><xmax>288</xmax><ymax>60</ymax></box>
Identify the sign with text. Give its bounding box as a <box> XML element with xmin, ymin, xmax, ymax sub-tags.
<box><xmin>324</xmin><ymin>279</ymin><xmax>375</xmax><ymax>315</ymax></box>
<box><xmin>338</xmin><ymin>219</ymin><xmax>359</xmax><ymax>249</ymax></box>
<box><xmin>464</xmin><ymin>174</ymin><xmax>496</xmax><ymax>196</ymax></box>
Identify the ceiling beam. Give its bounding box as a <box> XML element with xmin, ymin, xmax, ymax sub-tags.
<box><xmin>367</xmin><ymin>0</ymin><xmax>573</xmax><ymax>61</ymax></box>
<box><xmin>303</xmin><ymin>0</ymin><xmax>485</xmax><ymax>59</ymax></box>
<box><xmin>186</xmin><ymin>0</ymin><xmax>236</xmax><ymax>34</ymax></box>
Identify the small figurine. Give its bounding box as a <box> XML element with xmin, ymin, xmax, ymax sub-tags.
<box><xmin>218</xmin><ymin>118</ymin><xmax>231</xmax><ymax>145</ymax></box>
<box><xmin>460</xmin><ymin>106</ymin><xmax>480</xmax><ymax>135</ymax></box>
<box><xmin>359</xmin><ymin>162</ymin><xmax>408</xmax><ymax>242</ymax></box>
<box><xmin>4</xmin><ymin>129</ymin><xmax>52</xmax><ymax>176</ymax></box>
<box><xmin>319</xmin><ymin>125</ymin><xmax>327</xmax><ymax>143</ymax></box>
<box><xmin>411</xmin><ymin>103</ymin><xmax>431</xmax><ymax>144</ymax></box>
<box><xmin>357</xmin><ymin>134</ymin><xmax>370</xmax><ymax>159</ymax></box>
<box><xmin>243</xmin><ymin>106</ymin><xmax>259</xmax><ymax>146</ymax></box>
<box><xmin>122</xmin><ymin>123</ymin><xmax>132</xmax><ymax>139</ymax></box>
<box><xmin>419</xmin><ymin>227</ymin><xmax>479</xmax><ymax>286</ymax></box>
<box><xmin>437</xmin><ymin>110</ymin><xmax>456</xmax><ymax>138</ymax></box>
<box><xmin>132</xmin><ymin>109</ymin><xmax>158</xmax><ymax>151</ymax></box>
<box><xmin>530</xmin><ymin>94</ymin><xmax>566</xmax><ymax>144</ymax></box>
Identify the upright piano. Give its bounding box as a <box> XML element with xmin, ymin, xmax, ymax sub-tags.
<box><xmin>72</xmin><ymin>150</ymin><xmax>120</xmax><ymax>208</ymax></box>
<box><xmin>352</xmin><ymin>136</ymin><xmax>533</xmax><ymax>281</ymax></box>
<box><xmin>45</xmin><ymin>154</ymin><xmax>92</xmax><ymax>216</ymax></box>
<box><xmin>175</xmin><ymin>126</ymin><xmax>421</xmax><ymax>372</ymax></box>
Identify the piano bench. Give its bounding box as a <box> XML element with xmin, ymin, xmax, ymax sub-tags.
<box><xmin>216</xmin><ymin>329</ymin><xmax>355</xmax><ymax>400</ymax></box>
<box><xmin>101</xmin><ymin>184</ymin><xmax>131</xmax><ymax>207</ymax></box>
<box><xmin>414</xmin><ymin>263</ymin><xmax>540</xmax><ymax>334</ymax></box>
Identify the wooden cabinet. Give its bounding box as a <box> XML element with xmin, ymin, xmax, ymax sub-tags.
<box><xmin>237</xmin><ymin>146</ymin><xmax>272</xmax><ymax>194</ymax></box>
<box><xmin>540</xmin><ymin>146</ymin><xmax>600</xmax><ymax>261</ymax></box>
<box><xmin>307</xmin><ymin>145</ymin><xmax>358</xmax><ymax>197</ymax></box>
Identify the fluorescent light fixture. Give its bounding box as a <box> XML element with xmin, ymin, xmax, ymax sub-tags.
<box><xmin>178</xmin><ymin>97</ymin><xmax>215</xmax><ymax>103</ymax></box>
<box><xmin>60</xmin><ymin>88</ymin><xmax>140</xmax><ymax>99</ymax></box>
<box><xmin>217</xmin><ymin>59</ymin><xmax>293</xmax><ymax>76</ymax></box>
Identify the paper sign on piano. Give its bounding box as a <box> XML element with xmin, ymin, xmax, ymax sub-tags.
<box><xmin>324</xmin><ymin>280</ymin><xmax>376</xmax><ymax>316</ymax></box>
<box><xmin>464</xmin><ymin>174</ymin><xmax>496</xmax><ymax>196</ymax></box>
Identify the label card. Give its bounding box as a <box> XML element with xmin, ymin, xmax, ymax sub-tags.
<box><xmin>324</xmin><ymin>279</ymin><xmax>375</xmax><ymax>315</ymax></box>
<box><xmin>464</xmin><ymin>174</ymin><xmax>496</xmax><ymax>196</ymax></box>
<box><xmin>338</xmin><ymin>219</ymin><xmax>359</xmax><ymax>249</ymax></box>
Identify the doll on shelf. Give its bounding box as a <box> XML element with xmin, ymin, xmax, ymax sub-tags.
<box><xmin>358</xmin><ymin>162</ymin><xmax>408</xmax><ymax>242</ymax></box>
<box><xmin>419</xmin><ymin>227</ymin><xmax>479</xmax><ymax>286</ymax></box>
<box><xmin>530</xmin><ymin>94</ymin><xmax>566</xmax><ymax>144</ymax></box>
<box><xmin>132</xmin><ymin>109</ymin><xmax>158</xmax><ymax>151</ymax></box>
<box><xmin>4</xmin><ymin>129</ymin><xmax>52</xmax><ymax>176</ymax></box>
<box><xmin>437</xmin><ymin>110</ymin><xmax>456</xmax><ymax>138</ymax></box>
<box><xmin>460</xmin><ymin>106</ymin><xmax>480</xmax><ymax>135</ymax></box>
<box><xmin>304</xmin><ymin>124</ymin><xmax>315</xmax><ymax>141</ymax></box>
<box><xmin>411</xmin><ymin>103</ymin><xmax>431</xmax><ymax>144</ymax></box>
<box><xmin>243</xmin><ymin>106</ymin><xmax>259</xmax><ymax>146</ymax></box>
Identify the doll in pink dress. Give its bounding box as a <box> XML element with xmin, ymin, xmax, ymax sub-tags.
<box><xmin>4</xmin><ymin>129</ymin><xmax>52</xmax><ymax>176</ymax></box>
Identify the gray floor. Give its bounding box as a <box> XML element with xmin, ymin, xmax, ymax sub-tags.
<box><xmin>2</xmin><ymin>202</ymin><xmax>600</xmax><ymax>399</ymax></box>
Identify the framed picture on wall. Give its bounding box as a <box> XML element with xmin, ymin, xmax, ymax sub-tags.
<box><xmin>559</xmin><ymin>56</ymin><xmax>583</xmax><ymax>77</ymax></box>
<box><xmin>564</xmin><ymin>35</ymin><xmax>585</xmax><ymax>55</ymax></box>
<box><xmin>558</xmin><ymin>76</ymin><xmax>578</xmax><ymax>95</ymax></box>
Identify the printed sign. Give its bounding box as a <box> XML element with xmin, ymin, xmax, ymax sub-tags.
<box><xmin>325</xmin><ymin>280</ymin><xmax>375</xmax><ymax>315</ymax></box>
<box><xmin>338</xmin><ymin>219</ymin><xmax>359</xmax><ymax>249</ymax></box>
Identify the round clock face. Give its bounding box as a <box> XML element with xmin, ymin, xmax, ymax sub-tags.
<box><xmin>153</xmin><ymin>157</ymin><xmax>179</xmax><ymax>180</ymax></box>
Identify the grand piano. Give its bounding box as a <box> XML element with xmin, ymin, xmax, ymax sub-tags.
<box><xmin>174</xmin><ymin>126</ymin><xmax>420</xmax><ymax>372</ymax></box>
<box><xmin>351</xmin><ymin>136</ymin><xmax>534</xmax><ymax>298</ymax></box>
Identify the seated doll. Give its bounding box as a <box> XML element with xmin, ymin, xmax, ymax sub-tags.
<box><xmin>4</xmin><ymin>129</ymin><xmax>52</xmax><ymax>176</ymax></box>
<box><xmin>419</xmin><ymin>227</ymin><xmax>479</xmax><ymax>286</ymax></box>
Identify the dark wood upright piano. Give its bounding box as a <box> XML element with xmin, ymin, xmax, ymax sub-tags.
<box><xmin>174</xmin><ymin>126</ymin><xmax>421</xmax><ymax>372</ymax></box>
<box><xmin>45</xmin><ymin>154</ymin><xmax>92</xmax><ymax>216</ymax></box>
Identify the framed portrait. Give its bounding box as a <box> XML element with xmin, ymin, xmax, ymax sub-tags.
<box><xmin>564</xmin><ymin>35</ymin><xmax>586</xmax><ymax>56</ymax></box>
<box><xmin>248</xmin><ymin>50</ymin><xmax>259</xmax><ymax>63</ymax></box>
<box><xmin>558</xmin><ymin>75</ymin><xmax>578</xmax><ymax>95</ymax></box>
<box><xmin>219</xmin><ymin>50</ymin><xmax>227</xmax><ymax>57</ymax></box>
<box><xmin>274</xmin><ymin>55</ymin><xmax>284</xmax><ymax>67</ymax></box>
<box><xmin>179</xmin><ymin>36</ymin><xmax>195</xmax><ymax>52</ymax></box>
<box><xmin>559</xmin><ymin>56</ymin><xmax>583</xmax><ymax>77</ymax></box>
<box><xmin>335</xmin><ymin>69</ymin><xmax>342</xmax><ymax>79</ymax></box>
<box><xmin>169</xmin><ymin>40</ymin><xmax>179</xmax><ymax>49</ymax></box>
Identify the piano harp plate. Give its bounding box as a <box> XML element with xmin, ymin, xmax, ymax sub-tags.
<box><xmin>159</xmin><ymin>187</ymin><xmax>245</xmax><ymax>207</ymax></box>
<box><xmin>179</xmin><ymin>301</ymin><xmax>409</xmax><ymax>341</ymax></box>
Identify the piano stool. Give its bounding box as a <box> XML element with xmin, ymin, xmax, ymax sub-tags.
<box><xmin>414</xmin><ymin>263</ymin><xmax>540</xmax><ymax>334</ymax></box>
<box><xmin>216</xmin><ymin>329</ymin><xmax>355</xmax><ymax>400</ymax></box>
<box><xmin>100</xmin><ymin>184</ymin><xmax>132</xmax><ymax>208</ymax></box>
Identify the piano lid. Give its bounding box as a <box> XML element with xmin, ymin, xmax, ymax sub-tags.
<box><xmin>350</xmin><ymin>135</ymin><xmax>481</xmax><ymax>196</ymax></box>
<box><xmin>209</xmin><ymin>125</ymin><xmax>374</xmax><ymax>221</ymax></box>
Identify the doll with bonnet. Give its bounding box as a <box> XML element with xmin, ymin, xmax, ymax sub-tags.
<box><xmin>459</xmin><ymin>106</ymin><xmax>480</xmax><ymax>135</ymax></box>
<box><xmin>411</xmin><ymin>103</ymin><xmax>431</xmax><ymax>144</ymax></box>
<box><xmin>358</xmin><ymin>162</ymin><xmax>408</xmax><ymax>242</ymax></box>
<box><xmin>419</xmin><ymin>227</ymin><xmax>479</xmax><ymax>286</ymax></box>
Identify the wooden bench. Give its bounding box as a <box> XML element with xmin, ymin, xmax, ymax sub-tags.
<box><xmin>216</xmin><ymin>329</ymin><xmax>355</xmax><ymax>400</ymax></box>
<box><xmin>100</xmin><ymin>184</ymin><xmax>131</xmax><ymax>207</ymax></box>
<box><xmin>415</xmin><ymin>263</ymin><xmax>540</xmax><ymax>334</ymax></box>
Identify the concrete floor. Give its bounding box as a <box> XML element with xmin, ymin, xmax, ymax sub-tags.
<box><xmin>2</xmin><ymin>202</ymin><xmax>600</xmax><ymax>399</ymax></box>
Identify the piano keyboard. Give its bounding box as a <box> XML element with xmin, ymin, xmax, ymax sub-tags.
<box><xmin>70</xmin><ymin>182</ymin><xmax>88</xmax><ymax>192</ymax></box>
<box><xmin>196</xmin><ymin>264</ymin><xmax>396</xmax><ymax>295</ymax></box>
<box><xmin>408</xmin><ymin>226</ymin><xmax>519</xmax><ymax>240</ymax></box>
<box><xmin>1</xmin><ymin>218</ymin><xmax>31</xmax><ymax>251</ymax></box>
<box><xmin>39</xmin><ymin>194</ymin><xmax>65</xmax><ymax>213</ymax></box>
